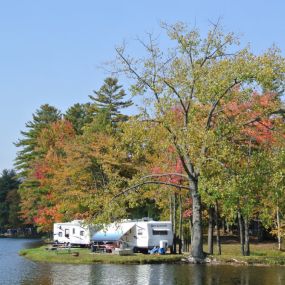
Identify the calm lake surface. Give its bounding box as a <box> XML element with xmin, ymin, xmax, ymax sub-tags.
<box><xmin>1</xmin><ymin>238</ymin><xmax>285</xmax><ymax>285</ymax></box>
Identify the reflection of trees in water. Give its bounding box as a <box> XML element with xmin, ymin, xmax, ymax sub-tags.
<box><xmin>20</xmin><ymin>262</ymin><xmax>285</xmax><ymax>285</ymax></box>
<box><xmin>51</xmin><ymin>264</ymin><xmax>92</xmax><ymax>285</ymax></box>
<box><xmin>21</xmin><ymin>264</ymin><xmax>91</xmax><ymax>285</ymax></box>
<box><xmin>20</xmin><ymin>263</ymin><xmax>53</xmax><ymax>285</ymax></box>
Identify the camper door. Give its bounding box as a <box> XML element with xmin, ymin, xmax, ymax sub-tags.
<box><xmin>65</xmin><ymin>228</ymin><xmax>70</xmax><ymax>239</ymax></box>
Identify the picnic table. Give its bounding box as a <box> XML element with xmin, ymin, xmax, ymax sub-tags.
<box><xmin>91</xmin><ymin>244</ymin><xmax>106</xmax><ymax>253</ymax></box>
<box><xmin>46</xmin><ymin>244</ymin><xmax>74</xmax><ymax>254</ymax></box>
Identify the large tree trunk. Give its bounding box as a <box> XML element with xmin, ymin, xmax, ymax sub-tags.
<box><xmin>207</xmin><ymin>206</ymin><xmax>214</xmax><ymax>255</ymax></box>
<box><xmin>244</xmin><ymin>216</ymin><xmax>250</xmax><ymax>256</ymax></box>
<box><xmin>238</xmin><ymin>210</ymin><xmax>245</xmax><ymax>256</ymax></box>
<box><xmin>215</xmin><ymin>201</ymin><xmax>221</xmax><ymax>255</ymax></box>
<box><xmin>190</xmin><ymin>179</ymin><xmax>204</xmax><ymax>259</ymax></box>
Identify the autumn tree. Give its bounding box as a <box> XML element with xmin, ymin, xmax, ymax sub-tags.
<box><xmin>113</xmin><ymin>22</ymin><xmax>285</xmax><ymax>260</ymax></box>
<box><xmin>19</xmin><ymin>120</ymin><xmax>75</xmax><ymax>231</ymax></box>
<box><xmin>259</xmin><ymin>117</ymin><xmax>285</xmax><ymax>250</ymax></box>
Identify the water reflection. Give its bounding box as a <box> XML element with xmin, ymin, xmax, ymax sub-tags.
<box><xmin>1</xmin><ymin>239</ymin><xmax>285</xmax><ymax>285</ymax></box>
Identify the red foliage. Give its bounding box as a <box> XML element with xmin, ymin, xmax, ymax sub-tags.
<box><xmin>34</xmin><ymin>166</ymin><xmax>45</xmax><ymax>180</ymax></box>
<box><xmin>151</xmin><ymin>157</ymin><xmax>184</xmax><ymax>184</ymax></box>
<box><xmin>34</xmin><ymin>206</ymin><xmax>63</xmax><ymax>230</ymax></box>
<box><xmin>183</xmin><ymin>209</ymin><xmax>192</xmax><ymax>218</ymax></box>
<box><xmin>224</xmin><ymin>91</ymin><xmax>278</xmax><ymax>145</ymax></box>
<box><xmin>171</xmin><ymin>105</ymin><xmax>184</xmax><ymax>122</ymax></box>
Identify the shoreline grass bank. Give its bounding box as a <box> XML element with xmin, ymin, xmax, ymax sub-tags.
<box><xmin>19</xmin><ymin>246</ymin><xmax>183</xmax><ymax>265</ymax></box>
<box><xmin>19</xmin><ymin>243</ymin><xmax>285</xmax><ymax>266</ymax></box>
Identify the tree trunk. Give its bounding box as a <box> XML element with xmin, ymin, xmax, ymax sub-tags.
<box><xmin>170</xmin><ymin>194</ymin><xmax>174</xmax><ymax>254</ymax></box>
<box><xmin>178</xmin><ymin>194</ymin><xmax>183</xmax><ymax>254</ymax></box>
<box><xmin>222</xmin><ymin>219</ymin><xmax>226</xmax><ymax>235</ymax></box>
<box><xmin>215</xmin><ymin>201</ymin><xmax>221</xmax><ymax>255</ymax></box>
<box><xmin>173</xmin><ymin>194</ymin><xmax>177</xmax><ymax>254</ymax></box>
<box><xmin>257</xmin><ymin>218</ymin><xmax>263</xmax><ymax>242</ymax></box>
<box><xmin>277</xmin><ymin>206</ymin><xmax>281</xmax><ymax>251</ymax></box>
<box><xmin>190</xmin><ymin>179</ymin><xmax>204</xmax><ymax>259</ymax></box>
<box><xmin>238</xmin><ymin>210</ymin><xmax>245</xmax><ymax>256</ymax></box>
<box><xmin>244</xmin><ymin>215</ymin><xmax>250</xmax><ymax>256</ymax></box>
<box><xmin>189</xmin><ymin>215</ymin><xmax>193</xmax><ymax>246</ymax></box>
<box><xmin>226</xmin><ymin>221</ymin><xmax>230</xmax><ymax>234</ymax></box>
<box><xmin>208</xmin><ymin>206</ymin><xmax>214</xmax><ymax>255</ymax></box>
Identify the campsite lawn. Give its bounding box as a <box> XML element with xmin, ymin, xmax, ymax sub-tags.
<box><xmin>19</xmin><ymin>246</ymin><xmax>183</xmax><ymax>264</ymax></box>
<box><xmin>206</xmin><ymin>242</ymin><xmax>285</xmax><ymax>265</ymax></box>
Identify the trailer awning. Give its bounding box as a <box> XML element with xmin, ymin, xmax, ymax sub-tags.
<box><xmin>92</xmin><ymin>223</ymin><xmax>135</xmax><ymax>242</ymax></box>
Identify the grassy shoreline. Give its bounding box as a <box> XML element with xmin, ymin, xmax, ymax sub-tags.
<box><xmin>19</xmin><ymin>243</ymin><xmax>285</xmax><ymax>266</ymax></box>
<box><xmin>19</xmin><ymin>246</ymin><xmax>183</xmax><ymax>265</ymax></box>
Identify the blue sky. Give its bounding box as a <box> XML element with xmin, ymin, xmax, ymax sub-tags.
<box><xmin>0</xmin><ymin>0</ymin><xmax>284</xmax><ymax>171</ymax></box>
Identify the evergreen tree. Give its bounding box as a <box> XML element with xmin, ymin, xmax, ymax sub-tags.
<box><xmin>14</xmin><ymin>104</ymin><xmax>62</xmax><ymax>176</ymax></box>
<box><xmin>89</xmin><ymin>77</ymin><xmax>132</xmax><ymax>128</ymax></box>
<box><xmin>64</xmin><ymin>103</ymin><xmax>92</xmax><ymax>134</ymax></box>
<box><xmin>0</xmin><ymin>169</ymin><xmax>21</xmax><ymax>228</ymax></box>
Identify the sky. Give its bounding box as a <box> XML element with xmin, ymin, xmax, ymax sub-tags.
<box><xmin>0</xmin><ymin>0</ymin><xmax>285</xmax><ymax>171</ymax></box>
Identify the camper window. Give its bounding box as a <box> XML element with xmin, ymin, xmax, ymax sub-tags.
<box><xmin>80</xmin><ymin>230</ymin><xmax>84</xmax><ymax>236</ymax></box>
<box><xmin>58</xmin><ymin>232</ymin><xmax>62</xmax><ymax>237</ymax></box>
<box><xmin>72</xmin><ymin>228</ymin><xmax>75</xmax><ymax>234</ymax></box>
<box><xmin>65</xmin><ymin>229</ymin><xmax>70</xmax><ymax>238</ymax></box>
<box><xmin>152</xmin><ymin>230</ymin><xmax>168</xmax><ymax>235</ymax></box>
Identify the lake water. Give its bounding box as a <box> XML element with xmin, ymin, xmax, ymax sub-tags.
<box><xmin>1</xmin><ymin>238</ymin><xmax>285</xmax><ymax>285</ymax></box>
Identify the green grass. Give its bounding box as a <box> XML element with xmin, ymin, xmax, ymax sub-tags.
<box><xmin>206</xmin><ymin>243</ymin><xmax>285</xmax><ymax>265</ymax></box>
<box><xmin>19</xmin><ymin>246</ymin><xmax>183</xmax><ymax>265</ymax></box>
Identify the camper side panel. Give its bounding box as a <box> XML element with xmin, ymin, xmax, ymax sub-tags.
<box><xmin>69</xmin><ymin>225</ymin><xmax>91</xmax><ymax>245</ymax></box>
<box><xmin>147</xmin><ymin>222</ymin><xmax>173</xmax><ymax>248</ymax></box>
<box><xmin>135</xmin><ymin>222</ymin><xmax>149</xmax><ymax>248</ymax></box>
<box><xmin>53</xmin><ymin>222</ymin><xmax>94</xmax><ymax>246</ymax></box>
<box><xmin>53</xmin><ymin>223</ymin><xmax>72</xmax><ymax>244</ymax></box>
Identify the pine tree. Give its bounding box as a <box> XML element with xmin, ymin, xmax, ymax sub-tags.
<box><xmin>89</xmin><ymin>77</ymin><xmax>132</xmax><ymax>128</ymax></box>
<box><xmin>64</xmin><ymin>103</ymin><xmax>92</xmax><ymax>134</ymax></box>
<box><xmin>14</xmin><ymin>104</ymin><xmax>62</xmax><ymax>176</ymax></box>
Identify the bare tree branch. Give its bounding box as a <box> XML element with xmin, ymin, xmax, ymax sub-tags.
<box><xmin>111</xmin><ymin>180</ymin><xmax>190</xmax><ymax>202</ymax></box>
<box><xmin>206</xmin><ymin>79</ymin><xmax>240</xmax><ymax>131</ymax></box>
<box><xmin>143</xmin><ymin>173</ymin><xmax>189</xmax><ymax>180</ymax></box>
<box><xmin>115</xmin><ymin>47</ymin><xmax>161</xmax><ymax>105</ymax></box>
<box><xmin>163</xmin><ymin>124</ymin><xmax>196</xmax><ymax>181</ymax></box>
<box><xmin>163</xmin><ymin>79</ymin><xmax>188</xmax><ymax>115</ymax></box>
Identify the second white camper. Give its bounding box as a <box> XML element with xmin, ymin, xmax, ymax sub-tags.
<box><xmin>53</xmin><ymin>220</ymin><xmax>95</xmax><ymax>246</ymax></box>
<box><xmin>92</xmin><ymin>219</ymin><xmax>173</xmax><ymax>252</ymax></box>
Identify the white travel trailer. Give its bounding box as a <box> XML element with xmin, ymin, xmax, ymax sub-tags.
<box><xmin>53</xmin><ymin>220</ymin><xmax>95</xmax><ymax>246</ymax></box>
<box><xmin>92</xmin><ymin>219</ymin><xmax>173</xmax><ymax>252</ymax></box>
